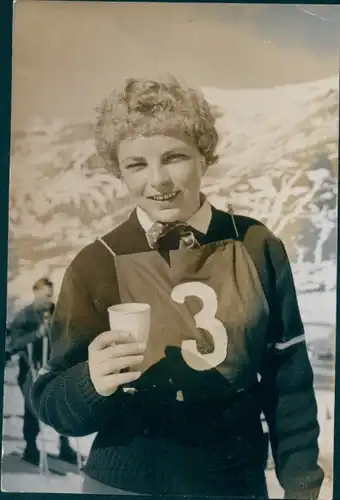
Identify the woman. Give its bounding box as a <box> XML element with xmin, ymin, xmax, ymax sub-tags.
<box><xmin>30</xmin><ymin>77</ymin><xmax>323</xmax><ymax>499</ymax></box>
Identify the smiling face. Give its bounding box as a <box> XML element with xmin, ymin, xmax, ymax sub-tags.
<box><xmin>117</xmin><ymin>134</ymin><xmax>206</xmax><ymax>223</ymax></box>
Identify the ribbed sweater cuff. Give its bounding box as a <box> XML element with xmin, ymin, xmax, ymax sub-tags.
<box><xmin>74</xmin><ymin>362</ymin><xmax>121</xmax><ymax>412</ymax></box>
<box><xmin>284</xmin><ymin>488</ymin><xmax>320</xmax><ymax>500</ymax></box>
<box><xmin>63</xmin><ymin>361</ymin><xmax>124</xmax><ymax>433</ymax></box>
<box><xmin>281</xmin><ymin>469</ymin><xmax>323</xmax><ymax>500</ymax></box>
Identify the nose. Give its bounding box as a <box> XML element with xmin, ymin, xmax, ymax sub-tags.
<box><xmin>149</xmin><ymin>163</ymin><xmax>171</xmax><ymax>189</ymax></box>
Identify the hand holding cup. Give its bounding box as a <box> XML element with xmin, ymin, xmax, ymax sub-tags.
<box><xmin>88</xmin><ymin>303</ymin><xmax>150</xmax><ymax>397</ymax></box>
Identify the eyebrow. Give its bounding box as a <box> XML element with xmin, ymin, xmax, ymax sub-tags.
<box><xmin>121</xmin><ymin>156</ymin><xmax>146</xmax><ymax>162</ymax></box>
<box><xmin>162</xmin><ymin>148</ymin><xmax>189</xmax><ymax>157</ymax></box>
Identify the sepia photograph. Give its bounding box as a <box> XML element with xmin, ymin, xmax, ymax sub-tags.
<box><xmin>1</xmin><ymin>2</ymin><xmax>339</xmax><ymax>499</ymax></box>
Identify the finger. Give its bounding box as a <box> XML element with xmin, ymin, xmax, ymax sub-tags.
<box><xmin>90</xmin><ymin>330</ymin><xmax>131</xmax><ymax>351</ymax></box>
<box><xmin>100</xmin><ymin>355</ymin><xmax>144</xmax><ymax>376</ymax></box>
<box><xmin>103</xmin><ymin>342</ymin><xmax>147</xmax><ymax>361</ymax></box>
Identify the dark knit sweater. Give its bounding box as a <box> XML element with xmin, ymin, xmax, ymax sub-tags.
<box><xmin>30</xmin><ymin>207</ymin><xmax>324</xmax><ymax>498</ymax></box>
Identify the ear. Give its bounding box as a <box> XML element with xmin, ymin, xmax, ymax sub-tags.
<box><xmin>115</xmin><ymin>165</ymin><xmax>123</xmax><ymax>180</ymax></box>
<box><xmin>116</xmin><ymin>165</ymin><xmax>127</xmax><ymax>184</ymax></box>
<box><xmin>117</xmin><ymin>174</ymin><xmax>130</xmax><ymax>197</ymax></box>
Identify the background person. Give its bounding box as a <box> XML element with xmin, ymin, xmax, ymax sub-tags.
<box><xmin>10</xmin><ymin>277</ymin><xmax>78</xmax><ymax>466</ymax></box>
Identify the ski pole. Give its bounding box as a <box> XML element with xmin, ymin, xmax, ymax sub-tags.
<box><xmin>75</xmin><ymin>437</ymin><xmax>83</xmax><ymax>474</ymax></box>
<box><xmin>27</xmin><ymin>342</ymin><xmax>49</xmax><ymax>478</ymax></box>
<box><xmin>42</xmin><ymin>335</ymin><xmax>48</xmax><ymax>368</ymax></box>
<box><xmin>41</xmin><ymin>334</ymin><xmax>50</xmax><ymax>476</ymax></box>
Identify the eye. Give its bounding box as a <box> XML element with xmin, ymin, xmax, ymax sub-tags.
<box><xmin>125</xmin><ymin>161</ymin><xmax>147</xmax><ymax>171</ymax></box>
<box><xmin>163</xmin><ymin>153</ymin><xmax>189</xmax><ymax>164</ymax></box>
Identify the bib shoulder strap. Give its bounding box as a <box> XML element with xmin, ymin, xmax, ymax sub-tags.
<box><xmin>232</xmin><ymin>215</ymin><xmax>279</xmax><ymax>351</ymax></box>
<box><xmin>96</xmin><ymin>237</ymin><xmax>117</xmax><ymax>259</ymax></box>
<box><xmin>227</xmin><ymin>205</ymin><xmax>270</xmax><ymax>304</ymax></box>
<box><xmin>231</xmin><ymin>216</ymin><xmax>272</xmax><ymax>309</ymax></box>
<box><xmin>227</xmin><ymin>204</ymin><xmax>239</xmax><ymax>239</ymax></box>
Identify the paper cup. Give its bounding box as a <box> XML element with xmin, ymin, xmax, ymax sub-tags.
<box><xmin>108</xmin><ymin>303</ymin><xmax>151</xmax><ymax>343</ymax></box>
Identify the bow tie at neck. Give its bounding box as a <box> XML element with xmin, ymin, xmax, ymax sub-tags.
<box><xmin>146</xmin><ymin>221</ymin><xmax>200</xmax><ymax>250</ymax></box>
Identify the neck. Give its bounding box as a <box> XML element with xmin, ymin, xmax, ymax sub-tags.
<box><xmin>176</xmin><ymin>192</ymin><xmax>205</xmax><ymax>222</ymax></box>
<box><xmin>179</xmin><ymin>192</ymin><xmax>205</xmax><ymax>223</ymax></box>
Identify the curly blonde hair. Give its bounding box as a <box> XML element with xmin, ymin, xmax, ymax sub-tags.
<box><xmin>94</xmin><ymin>76</ymin><xmax>219</xmax><ymax>177</ymax></box>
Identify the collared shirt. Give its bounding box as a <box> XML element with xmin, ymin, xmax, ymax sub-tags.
<box><xmin>136</xmin><ymin>198</ymin><xmax>212</xmax><ymax>236</ymax></box>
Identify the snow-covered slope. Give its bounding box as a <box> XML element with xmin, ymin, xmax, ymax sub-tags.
<box><xmin>7</xmin><ymin>76</ymin><xmax>338</xmax><ymax>318</ymax></box>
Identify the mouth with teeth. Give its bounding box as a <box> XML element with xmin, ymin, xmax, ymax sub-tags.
<box><xmin>148</xmin><ymin>191</ymin><xmax>180</xmax><ymax>202</ymax></box>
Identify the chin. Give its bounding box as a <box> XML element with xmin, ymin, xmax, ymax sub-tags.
<box><xmin>154</xmin><ymin>209</ymin><xmax>181</xmax><ymax>223</ymax></box>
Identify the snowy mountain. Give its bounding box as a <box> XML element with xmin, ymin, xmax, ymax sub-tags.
<box><xmin>7</xmin><ymin>76</ymin><xmax>338</xmax><ymax>318</ymax></box>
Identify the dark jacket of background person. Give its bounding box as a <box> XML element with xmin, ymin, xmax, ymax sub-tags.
<box><xmin>10</xmin><ymin>303</ymin><xmax>54</xmax><ymax>393</ymax></box>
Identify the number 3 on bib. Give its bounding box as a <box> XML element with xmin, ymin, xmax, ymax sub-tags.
<box><xmin>171</xmin><ymin>282</ymin><xmax>228</xmax><ymax>371</ymax></box>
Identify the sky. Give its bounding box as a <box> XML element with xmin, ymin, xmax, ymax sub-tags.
<box><xmin>11</xmin><ymin>1</ymin><xmax>340</xmax><ymax>129</ymax></box>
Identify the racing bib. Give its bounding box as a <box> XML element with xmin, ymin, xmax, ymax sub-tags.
<box><xmin>112</xmin><ymin>239</ymin><xmax>269</xmax><ymax>397</ymax></box>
